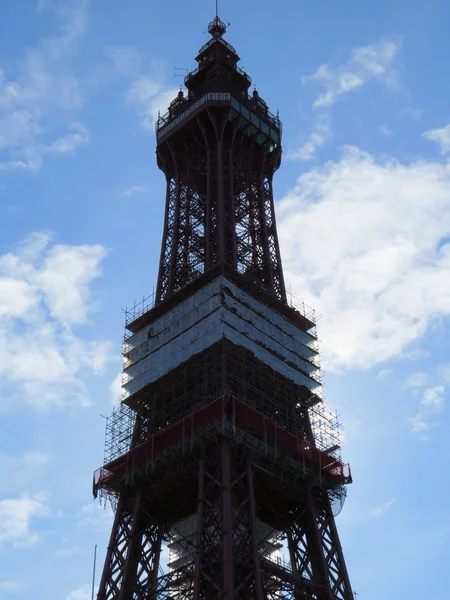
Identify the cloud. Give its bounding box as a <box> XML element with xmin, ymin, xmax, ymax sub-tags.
<box><xmin>0</xmin><ymin>0</ymin><xmax>90</xmax><ymax>172</ymax></box>
<box><xmin>110</xmin><ymin>372</ymin><xmax>123</xmax><ymax>404</ymax></box>
<box><xmin>407</xmin><ymin>377</ymin><xmax>446</xmax><ymax>435</ymax></box>
<box><xmin>287</xmin><ymin>114</ymin><xmax>331</xmax><ymax>162</ymax></box>
<box><xmin>0</xmin><ymin>233</ymin><xmax>113</xmax><ymax>410</ymax></box>
<box><xmin>424</xmin><ymin>124</ymin><xmax>450</xmax><ymax>155</ymax></box>
<box><xmin>0</xmin><ymin>493</ymin><xmax>49</xmax><ymax>548</ymax></box>
<box><xmin>121</xmin><ymin>185</ymin><xmax>148</xmax><ymax>197</ymax></box>
<box><xmin>303</xmin><ymin>39</ymin><xmax>400</xmax><ymax>108</ymax></box>
<box><xmin>0</xmin><ymin>122</ymin><xmax>89</xmax><ymax>171</ymax></box>
<box><xmin>420</xmin><ymin>385</ymin><xmax>445</xmax><ymax>410</ymax></box>
<box><xmin>277</xmin><ymin>146</ymin><xmax>450</xmax><ymax>370</ymax></box>
<box><xmin>44</xmin><ymin>122</ymin><xmax>90</xmax><ymax>156</ymax></box>
<box><xmin>125</xmin><ymin>76</ymin><xmax>178</xmax><ymax>131</ymax></box>
<box><xmin>370</xmin><ymin>497</ymin><xmax>398</xmax><ymax>517</ymax></box>
<box><xmin>101</xmin><ymin>46</ymin><xmax>178</xmax><ymax>132</ymax></box>
<box><xmin>292</xmin><ymin>39</ymin><xmax>399</xmax><ymax>160</ymax></box>
<box><xmin>408</xmin><ymin>385</ymin><xmax>445</xmax><ymax>436</ymax></box>
<box><xmin>409</xmin><ymin>412</ymin><xmax>430</xmax><ymax>435</ymax></box>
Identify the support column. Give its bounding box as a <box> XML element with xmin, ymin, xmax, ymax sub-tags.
<box><xmin>246</xmin><ymin>457</ymin><xmax>264</xmax><ymax>600</ymax></box>
<box><xmin>222</xmin><ymin>438</ymin><xmax>234</xmax><ymax>599</ymax></box>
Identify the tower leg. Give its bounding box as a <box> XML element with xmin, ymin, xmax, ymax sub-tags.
<box><xmin>97</xmin><ymin>494</ymin><xmax>163</xmax><ymax>600</ymax></box>
<box><xmin>97</xmin><ymin>497</ymin><xmax>133</xmax><ymax>600</ymax></box>
<box><xmin>288</xmin><ymin>492</ymin><xmax>353</xmax><ymax>600</ymax></box>
<box><xmin>192</xmin><ymin>440</ymin><xmax>265</xmax><ymax>598</ymax></box>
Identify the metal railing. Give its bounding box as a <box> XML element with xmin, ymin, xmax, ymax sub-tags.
<box><xmin>185</xmin><ymin>59</ymin><xmax>251</xmax><ymax>87</ymax></box>
<box><xmin>123</xmin><ymin>291</ymin><xmax>156</xmax><ymax>328</ymax></box>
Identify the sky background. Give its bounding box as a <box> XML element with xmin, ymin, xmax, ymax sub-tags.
<box><xmin>1</xmin><ymin>0</ymin><xmax>450</xmax><ymax>598</ymax></box>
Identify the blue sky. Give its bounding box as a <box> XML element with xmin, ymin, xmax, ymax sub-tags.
<box><xmin>1</xmin><ymin>0</ymin><xmax>450</xmax><ymax>598</ymax></box>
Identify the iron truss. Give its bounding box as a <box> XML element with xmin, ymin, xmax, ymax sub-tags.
<box><xmin>97</xmin><ymin>439</ymin><xmax>353</xmax><ymax>600</ymax></box>
<box><xmin>155</xmin><ymin>108</ymin><xmax>286</xmax><ymax>304</ymax></box>
<box><xmin>95</xmin><ymin>16</ymin><xmax>353</xmax><ymax>600</ymax></box>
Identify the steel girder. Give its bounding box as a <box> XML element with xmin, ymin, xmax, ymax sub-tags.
<box><xmin>155</xmin><ymin>109</ymin><xmax>286</xmax><ymax>304</ymax></box>
<box><xmin>97</xmin><ymin>444</ymin><xmax>352</xmax><ymax>599</ymax></box>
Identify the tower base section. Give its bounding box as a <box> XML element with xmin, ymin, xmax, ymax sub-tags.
<box><xmin>97</xmin><ymin>430</ymin><xmax>352</xmax><ymax>600</ymax></box>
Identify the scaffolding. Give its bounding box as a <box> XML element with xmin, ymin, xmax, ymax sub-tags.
<box><xmin>96</xmin><ymin>274</ymin><xmax>349</xmax><ymax>585</ymax></box>
<box><xmin>121</xmin><ymin>277</ymin><xmax>321</xmax><ymax>405</ymax></box>
<box><xmin>104</xmin><ymin>275</ymin><xmax>344</xmax><ymax>493</ymax></box>
<box><xmin>123</xmin><ymin>278</ymin><xmax>316</xmax><ymax>334</ymax></box>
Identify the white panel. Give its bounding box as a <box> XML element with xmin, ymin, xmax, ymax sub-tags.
<box><xmin>122</xmin><ymin>276</ymin><xmax>321</xmax><ymax>401</ymax></box>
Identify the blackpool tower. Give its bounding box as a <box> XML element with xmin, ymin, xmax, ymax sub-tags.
<box><xmin>94</xmin><ymin>15</ymin><xmax>353</xmax><ymax>599</ymax></box>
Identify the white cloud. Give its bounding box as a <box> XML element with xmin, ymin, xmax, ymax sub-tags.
<box><xmin>110</xmin><ymin>372</ymin><xmax>123</xmax><ymax>404</ymax></box>
<box><xmin>0</xmin><ymin>233</ymin><xmax>113</xmax><ymax>410</ymax></box>
<box><xmin>0</xmin><ymin>0</ymin><xmax>90</xmax><ymax>172</ymax></box>
<box><xmin>31</xmin><ymin>240</ymin><xmax>107</xmax><ymax>324</ymax></box>
<box><xmin>303</xmin><ymin>39</ymin><xmax>399</xmax><ymax>108</ymax></box>
<box><xmin>287</xmin><ymin>114</ymin><xmax>331</xmax><ymax>162</ymax></box>
<box><xmin>407</xmin><ymin>385</ymin><xmax>445</xmax><ymax>436</ymax></box>
<box><xmin>420</xmin><ymin>385</ymin><xmax>445</xmax><ymax>410</ymax></box>
<box><xmin>102</xmin><ymin>46</ymin><xmax>177</xmax><ymax>133</ymax></box>
<box><xmin>121</xmin><ymin>185</ymin><xmax>148</xmax><ymax>197</ymax></box>
<box><xmin>370</xmin><ymin>497</ymin><xmax>398</xmax><ymax>517</ymax></box>
<box><xmin>0</xmin><ymin>493</ymin><xmax>49</xmax><ymax>548</ymax></box>
<box><xmin>125</xmin><ymin>76</ymin><xmax>178</xmax><ymax>131</ymax></box>
<box><xmin>409</xmin><ymin>412</ymin><xmax>430</xmax><ymax>435</ymax></box>
<box><xmin>408</xmin><ymin>384</ymin><xmax>445</xmax><ymax>436</ymax></box>
<box><xmin>424</xmin><ymin>124</ymin><xmax>450</xmax><ymax>155</ymax></box>
<box><xmin>45</xmin><ymin>122</ymin><xmax>90</xmax><ymax>156</ymax></box>
<box><xmin>277</xmin><ymin>146</ymin><xmax>450</xmax><ymax>370</ymax></box>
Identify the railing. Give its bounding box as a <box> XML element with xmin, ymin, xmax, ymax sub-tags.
<box><xmin>124</xmin><ymin>291</ymin><xmax>156</xmax><ymax>328</ymax></box>
<box><xmin>124</xmin><ymin>279</ymin><xmax>315</xmax><ymax>332</ymax></box>
<box><xmin>251</xmin><ymin>102</ymin><xmax>281</xmax><ymax>131</ymax></box>
<box><xmin>156</xmin><ymin>93</ymin><xmax>232</xmax><ymax>140</ymax></box>
<box><xmin>197</xmin><ymin>35</ymin><xmax>239</xmax><ymax>61</ymax></box>
<box><xmin>185</xmin><ymin>59</ymin><xmax>251</xmax><ymax>87</ymax></box>
<box><xmin>287</xmin><ymin>291</ymin><xmax>316</xmax><ymax>325</ymax></box>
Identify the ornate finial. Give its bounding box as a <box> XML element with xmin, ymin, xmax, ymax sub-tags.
<box><xmin>208</xmin><ymin>14</ymin><xmax>226</xmax><ymax>38</ymax></box>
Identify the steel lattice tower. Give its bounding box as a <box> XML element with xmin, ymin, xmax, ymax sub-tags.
<box><xmin>94</xmin><ymin>16</ymin><xmax>353</xmax><ymax>600</ymax></box>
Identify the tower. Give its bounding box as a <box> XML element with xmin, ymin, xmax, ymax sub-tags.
<box><xmin>94</xmin><ymin>16</ymin><xmax>353</xmax><ymax>600</ymax></box>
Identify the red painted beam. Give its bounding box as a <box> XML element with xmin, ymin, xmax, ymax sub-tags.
<box><xmin>93</xmin><ymin>395</ymin><xmax>351</xmax><ymax>492</ymax></box>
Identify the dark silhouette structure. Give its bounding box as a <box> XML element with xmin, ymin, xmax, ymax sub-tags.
<box><xmin>94</xmin><ymin>17</ymin><xmax>353</xmax><ymax>599</ymax></box>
